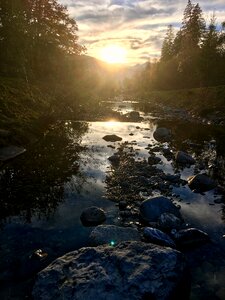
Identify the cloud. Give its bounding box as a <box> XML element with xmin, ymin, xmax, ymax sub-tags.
<box><xmin>58</xmin><ymin>0</ymin><xmax>225</xmax><ymax>65</ymax></box>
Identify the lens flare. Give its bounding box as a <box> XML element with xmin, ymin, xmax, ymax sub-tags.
<box><xmin>100</xmin><ymin>45</ymin><xmax>127</xmax><ymax>64</ymax></box>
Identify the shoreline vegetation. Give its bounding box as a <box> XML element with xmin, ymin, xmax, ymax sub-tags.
<box><xmin>1</xmin><ymin>77</ymin><xmax>225</xmax><ymax>148</ymax></box>
<box><xmin>0</xmin><ymin>0</ymin><xmax>225</xmax><ymax>146</ymax></box>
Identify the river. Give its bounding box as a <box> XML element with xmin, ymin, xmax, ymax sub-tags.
<box><xmin>0</xmin><ymin>99</ymin><xmax>225</xmax><ymax>299</ymax></box>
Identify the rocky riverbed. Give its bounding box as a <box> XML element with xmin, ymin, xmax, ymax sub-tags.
<box><xmin>1</xmin><ymin>99</ymin><xmax>225</xmax><ymax>299</ymax></box>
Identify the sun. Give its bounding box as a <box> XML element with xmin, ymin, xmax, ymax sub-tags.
<box><xmin>100</xmin><ymin>45</ymin><xmax>127</xmax><ymax>64</ymax></box>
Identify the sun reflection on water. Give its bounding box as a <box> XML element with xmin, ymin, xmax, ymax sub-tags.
<box><xmin>105</xmin><ymin>120</ymin><xmax>120</xmax><ymax>127</ymax></box>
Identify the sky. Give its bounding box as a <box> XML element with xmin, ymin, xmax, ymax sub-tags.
<box><xmin>59</xmin><ymin>0</ymin><xmax>225</xmax><ymax>65</ymax></box>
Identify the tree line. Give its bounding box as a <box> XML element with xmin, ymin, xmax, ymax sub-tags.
<box><xmin>128</xmin><ymin>0</ymin><xmax>225</xmax><ymax>91</ymax></box>
<box><xmin>0</xmin><ymin>0</ymin><xmax>85</xmax><ymax>79</ymax></box>
<box><xmin>0</xmin><ymin>0</ymin><xmax>121</xmax><ymax>112</ymax></box>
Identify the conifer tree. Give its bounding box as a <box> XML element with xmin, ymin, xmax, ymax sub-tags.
<box><xmin>161</xmin><ymin>25</ymin><xmax>175</xmax><ymax>62</ymax></box>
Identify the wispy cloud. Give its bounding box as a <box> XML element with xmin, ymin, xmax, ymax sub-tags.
<box><xmin>59</xmin><ymin>0</ymin><xmax>225</xmax><ymax>65</ymax></box>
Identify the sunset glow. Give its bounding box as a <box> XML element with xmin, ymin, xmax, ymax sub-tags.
<box><xmin>100</xmin><ymin>45</ymin><xmax>127</xmax><ymax>64</ymax></box>
<box><xmin>60</xmin><ymin>0</ymin><xmax>225</xmax><ymax>65</ymax></box>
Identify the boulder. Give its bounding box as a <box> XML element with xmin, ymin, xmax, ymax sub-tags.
<box><xmin>103</xmin><ymin>135</ymin><xmax>122</xmax><ymax>142</ymax></box>
<box><xmin>140</xmin><ymin>196</ymin><xmax>181</xmax><ymax>223</ymax></box>
<box><xmin>89</xmin><ymin>225</ymin><xmax>140</xmax><ymax>246</ymax></box>
<box><xmin>175</xmin><ymin>151</ymin><xmax>195</xmax><ymax>165</ymax></box>
<box><xmin>158</xmin><ymin>213</ymin><xmax>183</xmax><ymax>231</ymax></box>
<box><xmin>0</xmin><ymin>146</ymin><xmax>26</xmax><ymax>161</ymax></box>
<box><xmin>188</xmin><ymin>174</ymin><xmax>217</xmax><ymax>192</ymax></box>
<box><xmin>153</xmin><ymin>127</ymin><xmax>171</xmax><ymax>142</ymax></box>
<box><xmin>143</xmin><ymin>227</ymin><xmax>176</xmax><ymax>248</ymax></box>
<box><xmin>171</xmin><ymin>228</ymin><xmax>210</xmax><ymax>248</ymax></box>
<box><xmin>33</xmin><ymin>241</ymin><xmax>190</xmax><ymax>300</ymax></box>
<box><xmin>80</xmin><ymin>207</ymin><xmax>106</xmax><ymax>226</ymax></box>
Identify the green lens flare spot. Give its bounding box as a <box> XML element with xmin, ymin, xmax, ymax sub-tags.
<box><xmin>110</xmin><ymin>240</ymin><xmax>115</xmax><ymax>246</ymax></box>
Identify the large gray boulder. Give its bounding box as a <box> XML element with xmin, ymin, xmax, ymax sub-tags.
<box><xmin>153</xmin><ymin>127</ymin><xmax>171</xmax><ymax>142</ymax></box>
<box><xmin>188</xmin><ymin>174</ymin><xmax>217</xmax><ymax>192</ymax></box>
<box><xmin>140</xmin><ymin>196</ymin><xmax>182</xmax><ymax>223</ymax></box>
<box><xmin>89</xmin><ymin>225</ymin><xmax>140</xmax><ymax>246</ymax></box>
<box><xmin>33</xmin><ymin>241</ymin><xmax>190</xmax><ymax>300</ymax></box>
<box><xmin>175</xmin><ymin>151</ymin><xmax>195</xmax><ymax>165</ymax></box>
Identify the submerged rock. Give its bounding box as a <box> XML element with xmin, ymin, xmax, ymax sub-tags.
<box><xmin>33</xmin><ymin>241</ymin><xmax>190</xmax><ymax>300</ymax></box>
<box><xmin>171</xmin><ymin>228</ymin><xmax>210</xmax><ymax>248</ymax></box>
<box><xmin>80</xmin><ymin>206</ymin><xmax>106</xmax><ymax>226</ymax></box>
<box><xmin>158</xmin><ymin>213</ymin><xmax>183</xmax><ymax>231</ymax></box>
<box><xmin>0</xmin><ymin>145</ymin><xmax>26</xmax><ymax>161</ymax></box>
<box><xmin>89</xmin><ymin>225</ymin><xmax>140</xmax><ymax>246</ymax></box>
<box><xmin>144</xmin><ymin>227</ymin><xmax>176</xmax><ymax>248</ymax></box>
<box><xmin>153</xmin><ymin>127</ymin><xmax>171</xmax><ymax>142</ymax></box>
<box><xmin>175</xmin><ymin>151</ymin><xmax>195</xmax><ymax>165</ymax></box>
<box><xmin>125</xmin><ymin>111</ymin><xmax>143</xmax><ymax>121</ymax></box>
<box><xmin>103</xmin><ymin>134</ymin><xmax>122</xmax><ymax>142</ymax></box>
<box><xmin>188</xmin><ymin>174</ymin><xmax>217</xmax><ymax>192</ymax></box>
<box><xmin>140</xmin><ymin>196</ymin><xmax>181</xmax><ymax>223</ymax></box>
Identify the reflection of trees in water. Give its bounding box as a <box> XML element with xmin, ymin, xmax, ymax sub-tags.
<box><xmin>0</xmin><ymin>121</ymin><xmax>88</xmax><ymax>223</ymax></box>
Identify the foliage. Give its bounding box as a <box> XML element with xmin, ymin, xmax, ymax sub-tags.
<box><xmin>0</xmin><ymin>0</ymin><xmax>84</xmax><ymax>78</ymax></box>
<box><xmin>127</xmin><ymin>0</ymin><xmax>225</xmax><ymax>92</ymax></box>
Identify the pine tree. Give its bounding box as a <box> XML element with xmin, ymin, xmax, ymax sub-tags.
<box><xmin>161</xmin><ymin>25</ymin><xmax>174</xmax><ymax>61</ymax></box>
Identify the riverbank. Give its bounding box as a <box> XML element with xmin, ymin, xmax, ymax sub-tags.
<box><xmin>0</xmin><ymin>77</ymin><xmax>56</xmax><ymax>147</ymax></box>
<box><xmin>138</xmin><ymin>85</ymin><xmax>225</xmax><ymax>125</ymax></box>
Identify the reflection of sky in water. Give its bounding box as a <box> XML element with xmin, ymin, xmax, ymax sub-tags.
<box><xmin>2</xmin><ymin>102</ymin><xmax>225</xmax><ymax>300</ymax></box>
<box><xmin>32</xmin><ymin>120</ymin><xmax>156</xmax><ymax>230</ymax></box>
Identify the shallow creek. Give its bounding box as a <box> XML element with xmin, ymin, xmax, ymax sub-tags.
<box><xmin>0</xmin><ymin>100</ymin><xmax>225</xmax><ymax>299</ymax></box>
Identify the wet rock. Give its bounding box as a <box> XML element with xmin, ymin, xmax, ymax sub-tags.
<box><xmin>33</xmin><ymin>241</ymin><xmax>190</xmax><ymax>300</ymax></box>
<box><xmin>89</xmin><ymin>225</ymin><xmax>140</xmax><ymax>246</ymax></box>
<box><xmin>161</xmin><ymin>174</ymin><xmax>181</xmax><ymax>184</ymax></box>
<box><xmin>148</xmin><ymin>155</ymin><xmax>161</xmax><ymax>165</ymax></box>
<box><xmin>140</xmin><ymin>196</ymin><xmax>182</xmax><ymax>223</ymax></box>
<box><xmin>162</xmin><ymin>148</ymin><xmax>173</xmax><ymax>156</ymax></box>
<box><xmin>144</xmin><ymin>227</ymin><xmax>176</xmax><ymax>248</ymax></box>
<box><xmin>0</xmin><ymin>145</ymin><xmax>26</xmax><ymax>161</ymax></box>
<box><xmin>30</xmin><ymin>249</ymin><xmax>48</xmax><ymax>261</ymax></box>
<box><xmin>103</xmin><ymin>134</ymin><xmax>122</xmax><ymax>142</ymax></box>
<box><xmin>125</xmin><ymin>111</ymin><xmax>143</xmax><ymax>121</ymax></box>
<box><xmin>108</xmin><ymin>154</ymin><xmax>120</xmax><ymax>165</ymax></box>
<box><xmin>188</xmin><ymin>174</ymin><xmax>217</xmax><ymax>192</ymax></box>
<box><xmin>153</xmin><ymin>127</ymin><xmax>171</xmax><ymax>142</ymax></box>
<box><xmin>171</xmin><ymin>228</ymin><xmax>210</xmax><ymax>248</ymax></box>
<box><xmin>158</xmin><ymin>213</ymin><xmax>183</xmax><ymax>231</ymax></box>
<box><xmin>80</xmin><ymin>206</ymin><xmax>106</xmax><ymax>226</ymax></box>
<box><xmin>175</xmin><ymin>151</ymin><xmax>195</xmax><ymax>165</ymax></box>
<box><xmin>119</xmin><ymin>201</ymin><xmax>127</xmax><ymax>210</ymax></box>
<box><xmin>151</xmin><ymin>145</ymin><xmax>162</xmax><ymax>152</ymax></box>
